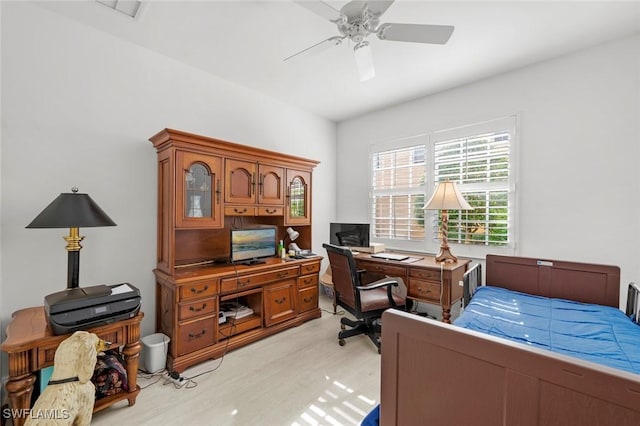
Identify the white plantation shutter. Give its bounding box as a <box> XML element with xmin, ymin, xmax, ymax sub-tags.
<box><xmin>433</xmin><ymin>130</ymin><xmax>511</xmax><ymax>246</ymax></box>
<box><xmin>371</xmin><ymin>144</ymin><xmax>426</xmax><ymax>242</ymax></box>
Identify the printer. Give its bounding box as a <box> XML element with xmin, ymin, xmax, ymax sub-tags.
<box><xmin>45</xmin><ymin>283</ymin><xmax>141</xmax><ymax>335</ymax></box>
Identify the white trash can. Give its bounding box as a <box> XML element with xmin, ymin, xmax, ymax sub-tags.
<box><xmin>141</xmin><ymin>333</ymin><xmax>170</xmax><ymax>373</ymax></box>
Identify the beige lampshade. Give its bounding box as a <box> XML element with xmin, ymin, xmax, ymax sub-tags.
<box><xmin>423</xmin><ymin>181</ymin><xmax>473</xmax><ymax>210</ymax></box>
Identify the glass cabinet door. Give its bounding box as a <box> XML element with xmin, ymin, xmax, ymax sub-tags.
<box><xmin>185</xmin><ymin>163</ymin><xmax>211</xmax><ymax>218</ymax></box>
<box><xmin>176</xmin><ymin>151</ymin><xmax>223</xmax><ymax>228</ymax></box>
<box><xmin>285</xmin><ymin>169</ymin><xmax>311</xmax><ymax>225</ymax></box>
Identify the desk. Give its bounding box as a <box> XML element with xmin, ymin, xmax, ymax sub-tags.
<box><xmin>1</xmin><ymin>307</ymin><xmax>143</xmax><ymax>426</ymax></box>
<box><xmin>354</xmin><ymin>253</ymin><xmax>470</xmax><ymax>323</ymax></box>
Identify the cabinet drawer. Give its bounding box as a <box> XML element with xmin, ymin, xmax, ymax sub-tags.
<box><xmin>37</xmin><ymin>326</ymin><xmax>124</xmax><ymax>369</ymax></box>
<box><xmin>357</xmin><ymin>261</ymin><xmax>407</xmax><ymax>278</ymax></box>
<box><xmin>409</xmin><ymin>268</ymin><xmax>441</xmax><ymax>281</ymax></box>
<box><xmin>179</xmin><ymin>297</ymin><xmax>217</xmax><ymax>321</ymax></box>
<box><xmin>264</xmin><ymin>281</ymin><xmax>297</xmax><ymax>326</ymax></box>
<box><xmin>257</xmin><ymin>206</ymin><xmax>283</xmax><ymax>216</ymax></box>
<box><xmin>298</xmin><ymin>274</ymin><xmax>318</xmax><ymax>289</ymax></box>
<box><xmin>298</xmin><ymin>286</ymin><xmax>318</xmax><ymax>313</ymax></box>
<box><xmin>221</xmin><ymin>266</ymin><xmax>299</xmax><ymax>293</ymax></box>
<box><xmin>224</xmin><ymin>205</ymin><xmax>256</xmax><ymax>216</ymax></box>
<box><xmin>177</xmin><ymin>316</ymin><xmax>216</xmax><ymax>356</ymax></box>
<box><xmin>300</xmin><ymin>261</ymin><xmax>320</xmax><ymax>275</ymax></box>
<box><xmin>408</xmin><ymin>278</ymin><xmax>441</xmax><ymax>302</ymax></box>
<box><xmin>179</xmin><ymin>281</ymin><xmax>218</xmax><ymax>301</ymax></box>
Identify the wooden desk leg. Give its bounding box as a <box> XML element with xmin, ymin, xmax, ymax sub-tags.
<box><xmin>122</xmin><ymin>340</ymin><xmax>142</xmax><ymax>406</ymax></box>
<box><xmin>5</xmin><ymin>373</ymin><xmax>36</xmax><ymax>426</ymax></box>
<box><xmin>442</xmin><ymin>308</ymin><xmax>452</xmax><ymax>324</ymax></box>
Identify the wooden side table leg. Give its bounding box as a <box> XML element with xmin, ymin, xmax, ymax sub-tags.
<box><xmin>5</xmin><ymin>373</ymin><xmax>36</xmax><ymax>426</ymax></box>
<box><xmin>122</xmin><ymin>340</ymin><xmax>142</xmax><ymax>406</ymax></box>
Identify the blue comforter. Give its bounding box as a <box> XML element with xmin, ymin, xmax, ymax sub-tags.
<box><xmin>454</xmin><ymin>286</ymin><xmax>640</xmax><ymax>375</ymax></box>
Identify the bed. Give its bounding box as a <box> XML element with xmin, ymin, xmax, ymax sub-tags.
<box><xmin>372</xmin><ymin>255</ymin><xmax>640</xmax><ymax>426</ymax></box>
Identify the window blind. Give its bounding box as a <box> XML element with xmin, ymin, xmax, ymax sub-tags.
<box><xmin>371</xmin><ymin>145</ymin><xmax>426</xmax><ymax>241</ymax></box>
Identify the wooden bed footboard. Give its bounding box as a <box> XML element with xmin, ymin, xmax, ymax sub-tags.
<box><xmin>380</xmin><ymin>309</ymin><xmax>640</xmax><ymax>426</ymax></box>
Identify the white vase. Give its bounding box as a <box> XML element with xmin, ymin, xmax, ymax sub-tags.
<box><xmin>188</xmin><ymin>195</ymin><xmax>203</xmax><ymax>217</ymax></box>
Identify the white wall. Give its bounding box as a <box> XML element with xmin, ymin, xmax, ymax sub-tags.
<box><xmin>0</xmin><ymin>1</ymin><xmax>336</xmax><ymax>351</ymax></box>
<box><xmin>337</xmin><ymin>35</ymin><xmax>640</xmax><ymax>306</ymax></box>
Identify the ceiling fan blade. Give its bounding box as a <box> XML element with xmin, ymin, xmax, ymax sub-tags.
<box><xmin>354</xmin><ymin>41</ymin><xmax>375</xmax><ymax>82</ymax></box>
<box><xmin>377</xmin><ymin>23</ymin><xmax>455</xmax><ymax>45</ymax></box>
<box><xmin>366</xmin><ymin>0</ymin><xmax>395</xmax><ymax>17</ymax></box>
<box><xmin>293</xmin><ymin>0</ymin><xmax>342</xmax><ymax>22</ymax></box>
<box><xmin>284</xmin><ymin>36</ymin><xmax>345</xmax><ymax>62</ymax></box>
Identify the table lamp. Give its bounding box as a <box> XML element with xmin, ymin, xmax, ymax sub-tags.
<box><xmin>26</xmin><ymin>187</ymin><xmax>116</xmax><ymax>289</ymax></box>
<box><xmin>423</xmin><ymin>181</ymin><xmax>473</xmax><ymax>263</ymax></box>
<box><xmin>285</xmin><ymin>227</ymin><xmax>301</xmax><ymax>252</ymax></box>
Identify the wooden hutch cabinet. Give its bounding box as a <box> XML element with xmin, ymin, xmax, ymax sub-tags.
<box><xmin>149</xmin><ymin>128</ymin><xmax>321</xmax><ymax>372</ymax></box>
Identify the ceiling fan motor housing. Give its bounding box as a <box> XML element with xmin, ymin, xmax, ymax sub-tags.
<box><xmin>337</xmin><ymin>1</ymin><xmax>381</xmax><ymax>43</ymax></box>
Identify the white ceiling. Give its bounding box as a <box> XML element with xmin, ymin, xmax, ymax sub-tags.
<box><xmin>36</xmin><ymin>1</ymin><xmax>640</xmax><ymax>122</ymax></box>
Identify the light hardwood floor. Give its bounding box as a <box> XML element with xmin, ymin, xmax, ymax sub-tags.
<box><xmin>91</xmin><ymin>294</ymin><xmax>383</xmax><ymax>426</ymax></box>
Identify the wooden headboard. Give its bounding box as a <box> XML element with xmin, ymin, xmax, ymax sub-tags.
<box><xmin>486</xmin><ymin>255</ymin><xmax>620</xmax><ymax>308</ymax></box>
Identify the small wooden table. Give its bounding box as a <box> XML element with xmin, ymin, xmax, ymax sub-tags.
<box><xmin>1</xmin><ymin>307</ymin><xmax>143</xmax><ymax>426</ymax></box>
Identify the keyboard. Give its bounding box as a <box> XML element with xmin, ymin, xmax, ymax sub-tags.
<box><xmin>370</xmin><ymin>253</ymin><xmax>409</xmax><ymax>261</ymax></box>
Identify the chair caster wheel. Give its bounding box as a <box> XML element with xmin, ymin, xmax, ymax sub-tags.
<box><xmin>339</xmin><ymin>339</ymin><xmax>345</xmax><ymax>346</ymax></box>
<box><xmin>378</xmin><ymin>348</ymin><xmax>381</xmax><ymax>354</ymax></box>
<box><xmin>340</xmin><ymin>324</ymin><xmax>346</xmax><ymax>330</ymax></box>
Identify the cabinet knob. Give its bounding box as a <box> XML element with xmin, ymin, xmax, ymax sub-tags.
<box><xmin>303</xmin><ymin>296</ymin><xmax>315</xmax><ymax>303</ymax></box>
<box><xmin>275</xmin><ymin>297</ymin><xmax>286</xmax><ymax>304</ymax></box>
<box><xmin>190</xmin><ymin>285</ymin><xmax>209</xmax><ymax>294</ymax></box>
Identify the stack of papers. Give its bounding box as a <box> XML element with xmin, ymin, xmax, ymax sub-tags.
<box><xmin>220</xmin><ymin>301</ymin><xmax>254</xmax><ymax>320</ymax></box>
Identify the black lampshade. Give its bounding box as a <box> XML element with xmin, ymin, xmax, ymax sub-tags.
<box><xmin>26</xmin><ymin>190</ymin><xmax>116</xmax><ymax>229</ymax></box>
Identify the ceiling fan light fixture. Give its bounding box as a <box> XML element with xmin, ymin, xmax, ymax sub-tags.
<box><xmin>354</xmin><ymin>41</ymin><xmax>375</xmax><ymax>82</ymax></box>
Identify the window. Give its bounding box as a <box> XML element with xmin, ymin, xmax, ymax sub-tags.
<box><xmin>432</xmin><ymin>130</ymin><xmax>511</xmax><ymax>248</ymax></box>
<box><xmin>370</xmin><ymin>139</ymin><xmax>426</xmax><ymax>245</ymax></box>
<box><xmin>370</xmin><ymin>117</ymin><xmax>516</xmax><ymax>256</ymax></box>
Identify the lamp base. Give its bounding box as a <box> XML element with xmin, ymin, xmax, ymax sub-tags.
<box><xmin>435</xmin><ymin>246</ymin><xmax>458</xmax><ymax>263</ymax></box>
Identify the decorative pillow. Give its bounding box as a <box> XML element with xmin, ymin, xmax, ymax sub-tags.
<box><xmin>92</xmin><ymin>350</ymin><xmax>128</xmax><ymax>399</ymax></box>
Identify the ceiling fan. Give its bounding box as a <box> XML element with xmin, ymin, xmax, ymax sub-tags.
<box><xmin>285</xmin><ymin>0</ymin><xmax>454</xmax><ymax>82</ymax></box>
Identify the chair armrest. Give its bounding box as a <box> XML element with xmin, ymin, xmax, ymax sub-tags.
<box><xmin>356</xmin><ymin>278</ymin><xmax>399</xmax><ymax>291</ymax></box>
<box><xmin>357</xmin><ymin>278</ymin><xmax>401</xmax><ymax>307</ymax></box>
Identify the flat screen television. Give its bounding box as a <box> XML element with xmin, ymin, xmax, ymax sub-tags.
<box><xmin>329</xmin><ymin>223</ymin><xmax>370</xmax><ymax>248</ymax></box>
<box><xmin>230</xmin><ymin>226</ymin><xmax>277</xmax><ymax>264</ymax></box>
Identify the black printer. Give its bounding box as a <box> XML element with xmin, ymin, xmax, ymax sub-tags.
<box><xmin>44</xmin><ymin>283</ymin><xmax>141</xmax><ymax>335</ymax></box>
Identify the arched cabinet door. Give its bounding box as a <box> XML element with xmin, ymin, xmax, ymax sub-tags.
<box><xmin>257</xmin><ymin>164</ymin><xmax>285</xmax><ymax>205</ymax></box>
<box><xmin>285</xmin><ymin>169</ymin><xmax>311</xmax><ymax>225</ymax></box>
<box><xmin>176</xmin><ymin>150</ymin><xmax>223</xmax><ymax>228</ymax></box>
<box><xmin>225</xmin><ymin>158</ymin><xmax>256</xmax><ymax>204</ymax></box>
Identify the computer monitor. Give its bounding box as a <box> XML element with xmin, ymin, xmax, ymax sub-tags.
<box><xmin>329</xmin><ymin>223</ymin><xmax>370</xmax><ymax>248</ymax></box>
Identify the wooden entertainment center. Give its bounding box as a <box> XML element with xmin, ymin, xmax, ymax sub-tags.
<box><xmin>149</xmin><ymin>129</ymin><xmax>321</xmax><ymax>373</ymax></box>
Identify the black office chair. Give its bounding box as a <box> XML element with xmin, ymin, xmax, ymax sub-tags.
<box><xmin>322</xmin><ymin>243</ymin><xmax>406</xmax><ymax>353</ymax></box>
